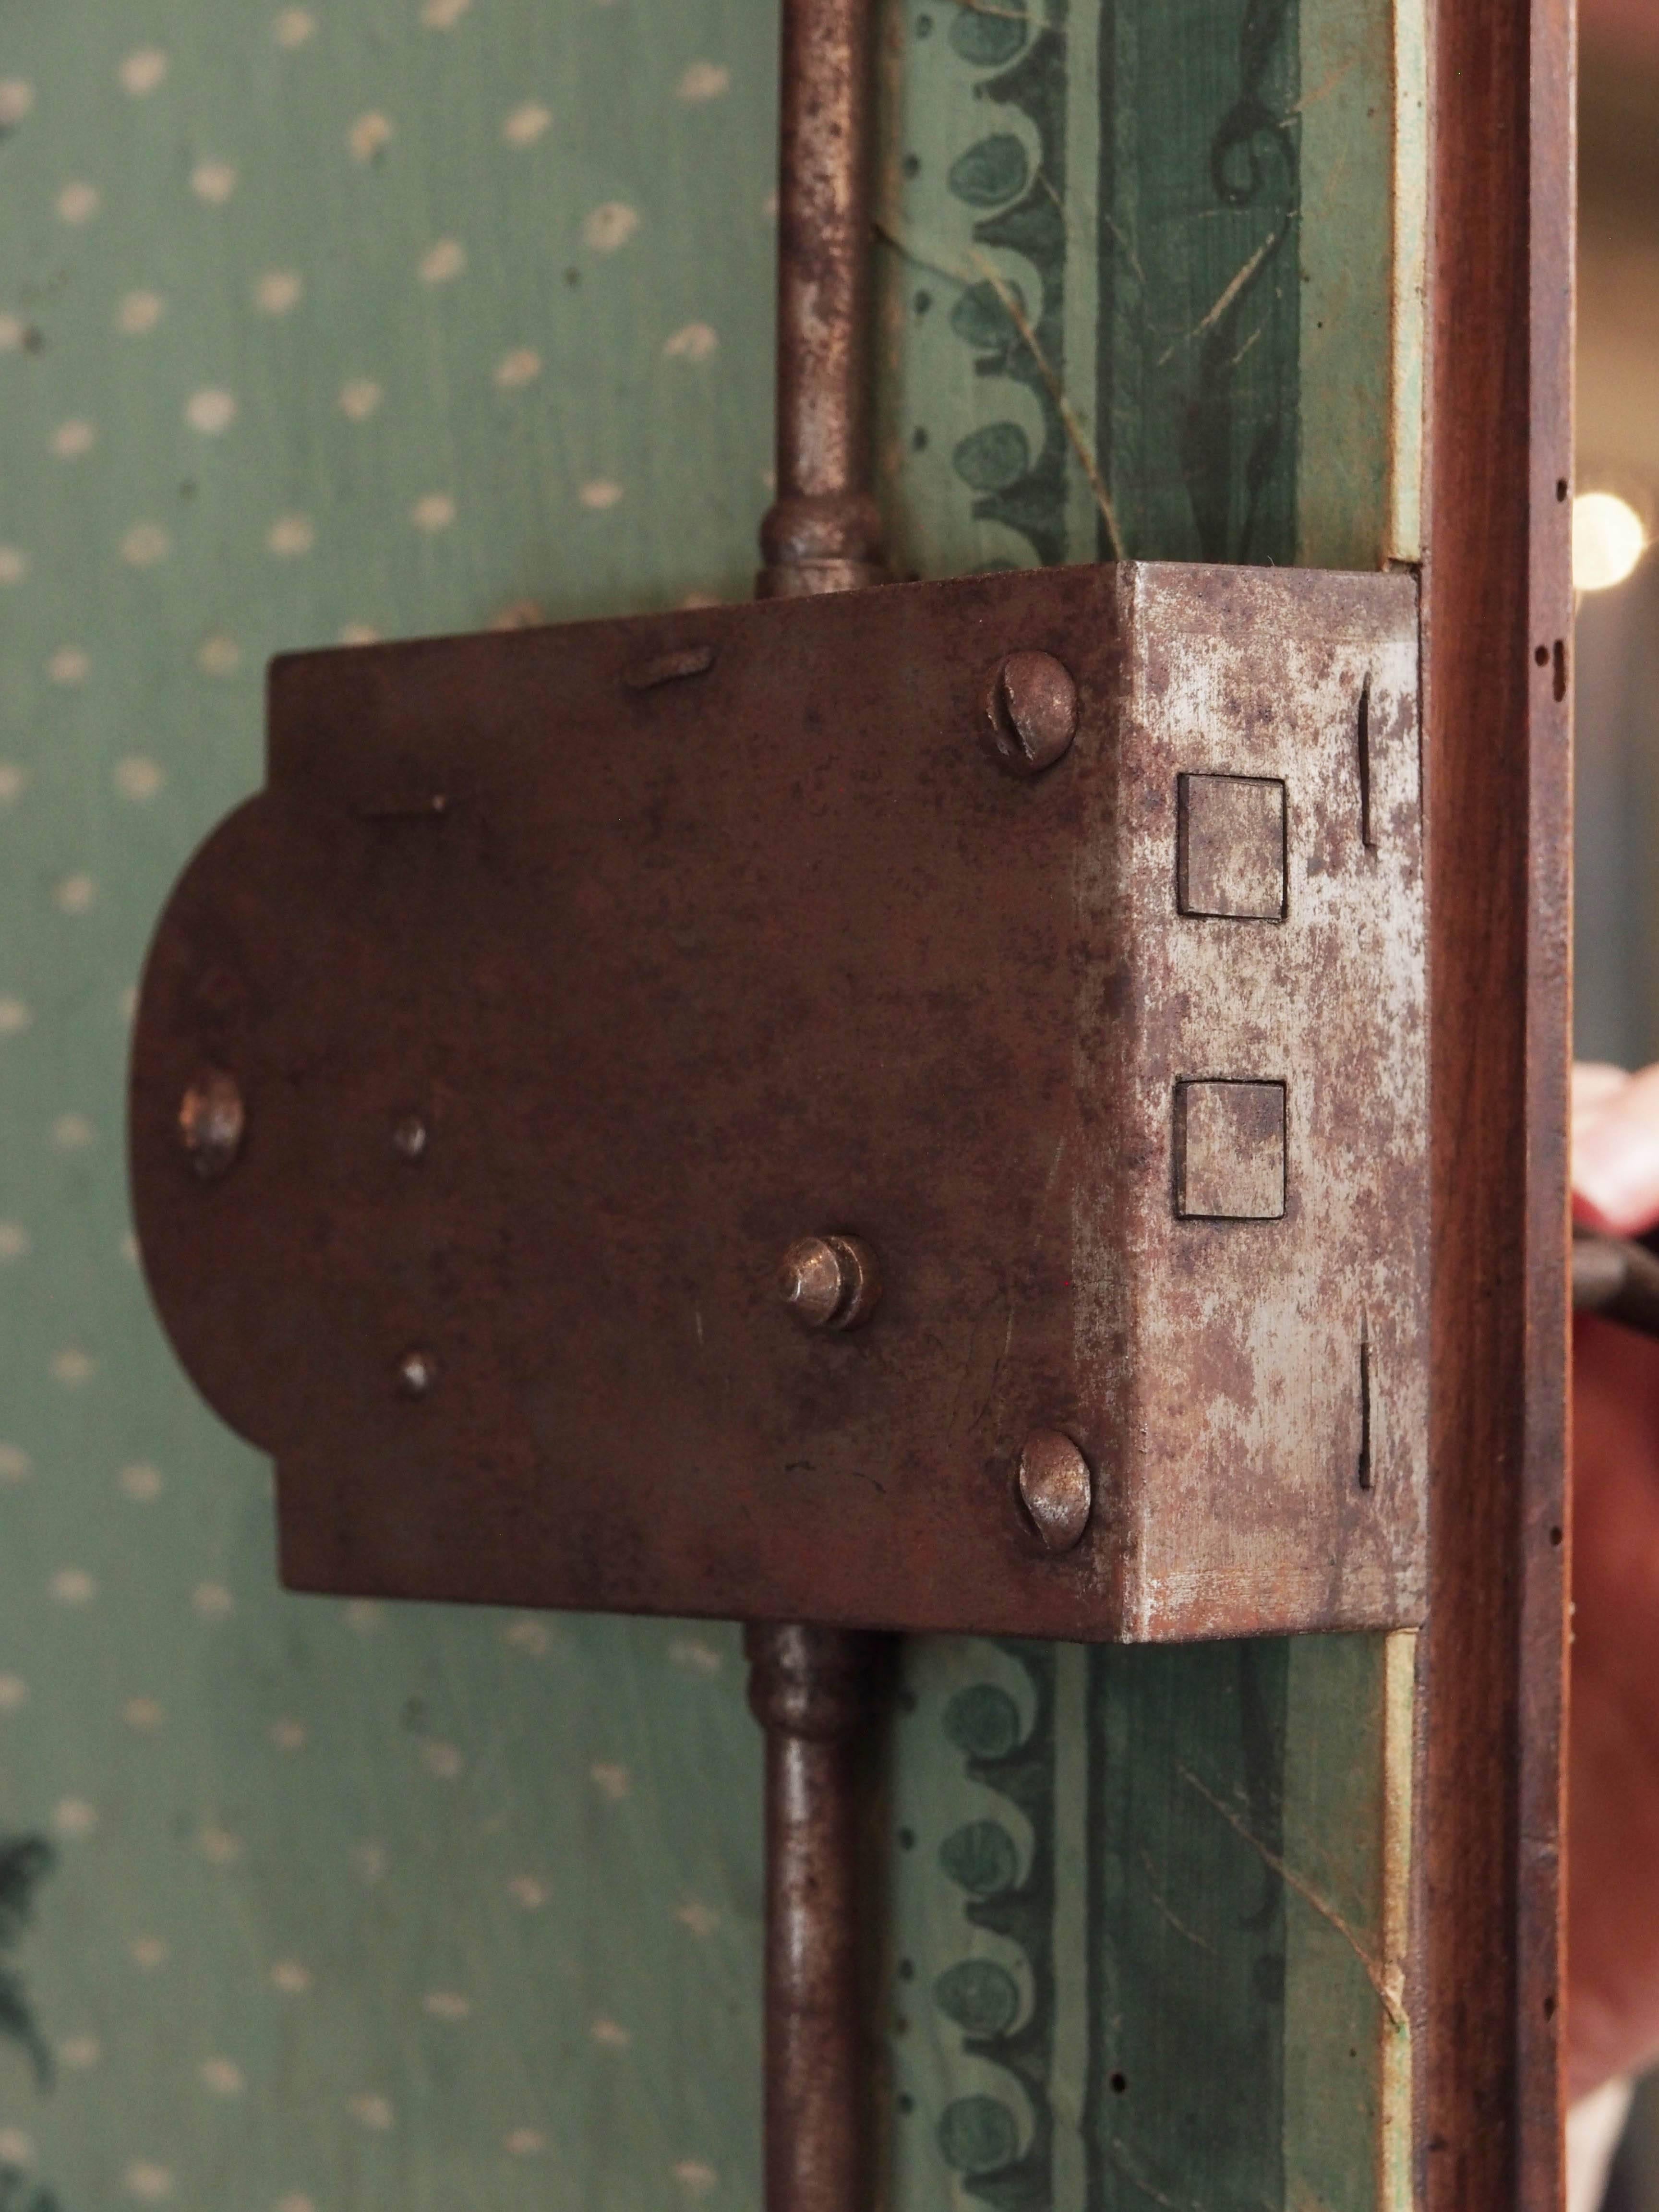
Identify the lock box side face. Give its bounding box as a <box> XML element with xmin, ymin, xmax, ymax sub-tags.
<box><xmin>128</xmin><ymin>561</ymin><xmax>1426</xmax><ymax>1643</ymax></box>
<box><xmin>1086</xmin><ymin>564</ymin><xmax>1426</xmax><ymax>1640</ymax></box>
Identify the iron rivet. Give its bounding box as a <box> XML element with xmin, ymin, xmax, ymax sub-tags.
<box><xmin>397</xmin><ymin>1349</ymin><xmax>437</xmax><ymax>1399</ymax></box>
<box><xmin>178</xmin><ymin>1069</ymin><xmax>245</xmax><ymax>1181</ymax></box>
<box><xmin>392</xmin><ymin>1114</ymin><xmax>428</xmax><ymax>1162</ymax></box>
<box><xmin>1017</xmin><ymin>1429</ymin><xmax>1092</xmax><ymax>1551</ymax></box>
<box><xmin>777</xmin><ymin>1234</ymin><xmax>882</xmax><ymax>1331</ymax></box>
<box><xmin>984</xmin><ymin>650</ymin><xmax>1078</xmax><ymax>777</ymax></box>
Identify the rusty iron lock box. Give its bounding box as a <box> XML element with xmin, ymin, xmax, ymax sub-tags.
<box><xmin>129</xmin><ymin>556</ymin><xmax>1426</xmax><ymax>1645</ymax></box>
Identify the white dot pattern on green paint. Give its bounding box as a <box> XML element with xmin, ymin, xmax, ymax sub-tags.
<box><xmin>0</xmin><ymin>3</ymin><xmax>779</xmax><ymax>2204</ymax></box>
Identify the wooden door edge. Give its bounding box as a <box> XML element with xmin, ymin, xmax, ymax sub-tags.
<box><xmin>1418</xmin><ymin>0</ymin><xmax>1575</xmax><ymax>2200</ymax></box>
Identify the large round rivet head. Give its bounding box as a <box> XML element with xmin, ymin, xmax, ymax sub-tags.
<box><xmin>984</xmin><ymin>651</ymin><xmax>1078</xmax><ymax>777</ymax></box>
<box><xmin>1017</xmin><ymin>1429</ymin><xmax>1093</xmax><ymax>1552</ymax></box>
<box><xmin>777</xmin><ymin>1235</ymin><xmax>882</xmax><ymax>1331</ymax></box>
<box><xmin>178</xmin><ymin>1069</ymin><xmax>245</xmax><ymax>1181</ymax></box>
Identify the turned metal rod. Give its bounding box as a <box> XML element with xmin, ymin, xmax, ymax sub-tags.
<box><xmin>750</xmin><ymin>0</ymin><xmax>885</xmax><ymax>2200</ymax></box>
<box><xmin>759</xmin><ymin>0</ymin><xmax>884</xmax><ymax>597</ymax></box>
<box><xmin>747</xmin><ymin>1625</ymin><xmax>879</xmax><ymax>2212</ymax></box>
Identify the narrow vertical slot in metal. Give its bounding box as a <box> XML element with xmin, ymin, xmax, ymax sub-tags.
<box><xmin>1358</xmin><ymin>1327</ymin><xmax>1374</xmax><ymax>1491</ymax></box>
<box><xmin>1358</xmin><ymin>672</ymin><xmax>1376</xmax><ymax>850</ymax></box>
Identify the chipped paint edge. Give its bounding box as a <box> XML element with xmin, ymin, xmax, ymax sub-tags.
<box><xmin>1378</xmin><ymin>1627</ymin><xmax>1417</xmax><ymax>2211</ymax></box>
<box><xmin>1389</xmin><ymin>0</ymin><xmax>1429</xmax><ymax>560</ymax></box>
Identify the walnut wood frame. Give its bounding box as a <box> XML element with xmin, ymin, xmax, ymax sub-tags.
<box><xmin>1419</xmin><ymin>0</ymin><xmax>1573</xmax><ymax>2200</ymax></box>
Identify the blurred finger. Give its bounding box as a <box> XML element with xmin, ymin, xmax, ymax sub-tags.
<box><xmin>1575</xmin><ymin>1063</ymin><xmax>1659</xmax><ymax>1235</ymax></box>
<box><xmin>1575</xmin><ymin>1062</ymin><xmax>1632</xmax><ymax>1122</ymax></box>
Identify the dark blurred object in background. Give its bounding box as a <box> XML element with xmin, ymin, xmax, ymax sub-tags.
<box><xmin>1575</xmin><ymin>4</ymin><xmax>1659</xmax><ymax>2206</ymax></box>
<box><xmin>1603</xmin><ymin>2074</ymin><xmax>1659</xmax><ymax>2212</ymax></box>
<box><xmin>1577</xmin><ymin>0</ymin><xmax>1659</xmax><ymax>1071</ymax></box>
<box><xmin>1576</xmin><ymin>570</ymin><xmax>1659</xmax><ymax>1066</ymax></box>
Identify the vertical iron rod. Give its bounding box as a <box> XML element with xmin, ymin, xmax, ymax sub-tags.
<box><xmin>752</xmin><ymin>0</ymin><xmax>885</xmax><ymax>2203</ymax></box>
<box><xmin>758</xmin><ymin>0</ymin><xmax>884</xmax><ymax>599</ymax></box>
<box><xmin>746</xmin><ymin>1625</ymin><xmax>881</xmax><ymax>2212</ymax></box>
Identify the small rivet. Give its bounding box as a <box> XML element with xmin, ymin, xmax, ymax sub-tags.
<box><xmin>392</xmin><ymin>1114</ymin><xmax>428</xmax><ymax>1162</ymax></box>
<box><xmin>984</xmin><ymin>651</ymin><xmax>1078</xmax><ymax>777</ymax></box>
<box><xmin>778</xmin><ymin>1234</ymin><xmax>882</xmax><ymax>1331</ymax></box>
<box><xmin>1017</xmin><ymin>1429</ymin><xmax>1092</xmax><ymax>1551</ymax></box>
<box><xmin>178</xmin><ymin>1069</ymin><xmax>245</xmax><ymax>1180</ymax></box>
<box><xmin>397</xmin><ymin>1349</ymin><xmax>437</xmax><ymax>1399</ymax></box>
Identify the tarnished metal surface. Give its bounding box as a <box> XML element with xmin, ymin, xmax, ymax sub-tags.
<box><xmin>752</xmin><ymin>0</ymin><xmax>884</xmax><ymax>2189</ymax></box>
<box><xmin>778</xmin><ymin>1236</ymin><xmax>882</xmax><ymax>1332</ymax></box>
<box><xmin>1016</xmin><ymin>1430</ymin><xmax>1093</xmax><ymax>1554</ymax></box>
<box><xmin>982</xmin><ymin>650</ymin><xmax>1078</xmax><ymax>777</ymax></box>
<box><xmin>1085</xmin><ymin>563</ymin><xmax>1426</xmax><ymax>1637</ymax></box>
<box><xmin>1174</xmin><ymin>1080</ymin><xmax>1287</xmax><ymax>1221</ymax></box>
<box><xmin>746</xmin><ymin>1625</ymin><xmax>879</xmax><ymax>2212</ymax></box>
<box><xmin>1177</xmin><ymin>773</ymin><xmax>1286</xmax><ymax>919</ymax></box>
<box><xmin>757</xmin><ymin>0</ymin><xmax>882</xmax><ymax>597</ymax></box>
<box><xmin>128</xmin><ymin>558</ymin><xmax>1426</xmax><ymax>1642</ymax></box>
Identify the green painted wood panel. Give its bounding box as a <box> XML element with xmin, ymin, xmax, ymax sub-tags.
<box><xmin>876</xmin><ymin>2</ymin><xmax>1411</xmax><ymax>2199</ymax></box>
<box><xmin>0</xmin><ymin>1</ymin><xmax>1414</xmax><ymax>2207</ymax></box>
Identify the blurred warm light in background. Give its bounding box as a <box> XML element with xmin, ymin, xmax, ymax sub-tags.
<box><xmin>1575</xmin><ymin>489</ymin><xmax>1649</xmax><ymax>592</ymax></box>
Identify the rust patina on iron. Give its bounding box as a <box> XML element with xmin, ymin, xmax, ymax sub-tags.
<box><xmin>751</xmin><ymin>0</ymin><xmax>886</xmax><ymax>2197</ymax></box>
<box><xmin>759</xmin><ymin>0</ymin><xmax>879</xmax><ymax>598</ymax></box>
<box><xmin>128</xmin><ymin>557</ymin><xmax>1426</xmax><ymax>1645</ymax></box>
<box><xmin>746</xmin><ymin>1622</ymin><xmax>883</xmax><ymax>2212</ymax></box>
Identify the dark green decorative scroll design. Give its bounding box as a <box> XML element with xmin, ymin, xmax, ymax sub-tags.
<box><xmin>933</xmin><ymin>0</ymin><xmax>1302</xmax><ymax>570</ymax></box>
<box><xmin>1083</xmin><ymin>1644</ymin><xmax>1290</xmax><ymax>2212</ymax></box>
<box><xmin>0</xmin><ymin>1837</ymin><xmax>54</xmax><ymax>2091</ymax></box>
<box><xmin>0</xmin><ymin>1837</ymin><xmax>61</xmax><ymax>2212</ymax></box>
<box><xmin>1096</xmin><ymin>0</ymin><xmax>1300</xmax><ymax>564</ymax></box>
<box><xmin>932</xmin><ymin>1649</ymin><xmax>1055</xmax><ymax>2212</ymax></box>
<box><xmin>0</xmin><ymin>2173</ymin><xmax>58</xmax><ymax>2212</ymax></box>
<box><xmin>1184</xmin><ymin>0</ymin><xmax>1299</xmax><ymax>561</ymax></box>
<box><xmin>924</xmin><ymin>1645</ymin><xmax>1292</xmax><ymax>2212</ymax></box>
<box><xmin>913</xmin><ymin>0</ymin><xmax>1316</xmax><ymax>2202</ymax></box>
<box><xmin>940</xmin><ymin>0</ymin><xmax>1071</xmax><ymax>567</ymax></box>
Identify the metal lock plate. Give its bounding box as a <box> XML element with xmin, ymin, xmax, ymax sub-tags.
<box><xmin>129</xmin><ymin>561</ymin><xmax>1426</xmax><ymax>1642</ymax></box>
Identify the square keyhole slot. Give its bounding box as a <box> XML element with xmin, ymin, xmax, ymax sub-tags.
<box><xmin>1175</xmin><ymin>1080</ymin><xmax>1286</xmax><ymax>1221</ymax></box>
<box><xmin>1178</xmin><ymin>773</ymin><xmax>1286</xmax><ymax>920</ymax></box>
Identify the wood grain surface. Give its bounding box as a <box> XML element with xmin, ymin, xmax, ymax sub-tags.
<box><xmin>1419</xmin><ymin>0</ymin><xmax>1573</xmax><ymax>2199</ymax></box>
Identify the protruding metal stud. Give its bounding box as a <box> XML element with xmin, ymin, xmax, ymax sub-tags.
<box><xmin>984</xmin><ymin>650</ymin><xmax>1078</xmax><ymax>777</ymax></box>
<box><xmin>777</xmin><ymin>1235</ymin><xmax>881</xmax><ymax>1331</ymax></box>
<box><xmin>392</xmin><ymin>1114</ymin><xmax>428</xmax><ymax>1162</ymax></box>
<box><xmin>397</xmin><ymin>1349</ymin><xmax>437</xmax><ymax>1398</ymax></box>
<box><xmin>178</xmin><ymin>1069</ymin><xmax>245</xmax><ymax>1181</ymax></box>
<box><xmin>1017</xmin><ymin>1429</ymin><xmax>1093</xmax><ymax>1551</ymax></box>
